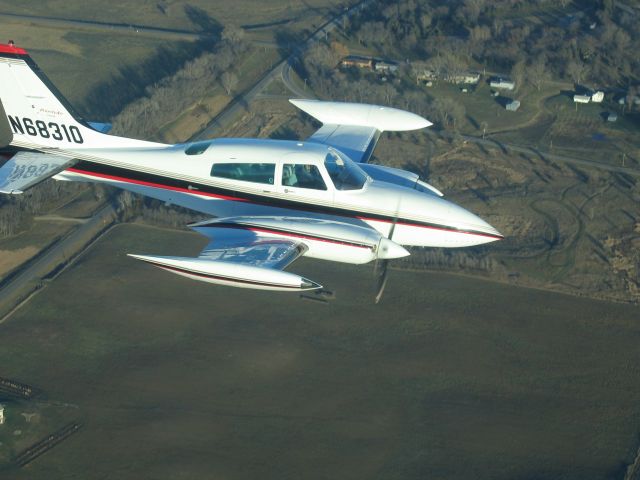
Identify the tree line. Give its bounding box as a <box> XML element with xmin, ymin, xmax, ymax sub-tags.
<box><xmin>112</xmin><ymin>26</ymin><xmax>248</xmax><ymax>140</ymax></box>
<box><xmin>347</xmin><ymin>0</ymin><xmax>639</xmax><ymax>89</ymax></box>
<box><xmin>300</xmin><ymin>0</ymin><xmax>639</xmax><ymax>131</ymax></box>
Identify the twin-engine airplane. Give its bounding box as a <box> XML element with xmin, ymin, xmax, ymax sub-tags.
<box><xmin>0</xmin><ymin>41</ymin><xmax>502</xmax><ymax>300</ymax></box>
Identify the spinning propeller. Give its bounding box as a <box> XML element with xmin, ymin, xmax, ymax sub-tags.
<box><xmin>374</xmin><ymin>214</ymin><xmax>399</xmax><ymax>304</ymax></box>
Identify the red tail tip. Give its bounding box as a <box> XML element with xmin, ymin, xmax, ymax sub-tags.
<box><xmin>0</xmin><ymin>41</ymin><xmax>28</xmax><ymax>55</ymax></box>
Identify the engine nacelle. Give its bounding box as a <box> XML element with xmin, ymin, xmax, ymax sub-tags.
<box><xmin>129</xmin><ymin>254</ymin><xmax>322</xmax><ymax>291</ymax></box>
<box><xmin>190</xmin><ymin>216</ymin><xmax>409</xmax><ymax>265</ymax></box>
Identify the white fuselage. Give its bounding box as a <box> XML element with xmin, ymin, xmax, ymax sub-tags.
<box><xmin>54</xmin><ymin>138</ymin><xmax>502</xmax><ymax>248</ymax></box>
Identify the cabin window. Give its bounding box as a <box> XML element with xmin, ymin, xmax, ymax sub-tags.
<box><xmin>324</xmin><ymin>151</ymin><xmax>367</xmax><ymax>190</ymax></box>
<box><xmin>210</xmin><ymin>163</ymin><xmax>275</xmax><ymax>184</ymax></box>
<box><xmin>282</xmin><ymin>164</ymin><xmax>327</xmax><ymax>191</ymax></box>
<box><xmin>185</xmin><ymin>141</ymin><xmax>212</xmax><ymax>155</ymax></box>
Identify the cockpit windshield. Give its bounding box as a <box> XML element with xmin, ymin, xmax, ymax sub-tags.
<box><xmin>324</xmin><ymin>151</ymin><xmax>368</xmax><ymax>190</ymax></box>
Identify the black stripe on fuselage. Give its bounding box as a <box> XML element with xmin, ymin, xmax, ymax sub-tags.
<box><xmin>69</xmin><ymin>160</ymin><xmax>503</xmax><ymax>240</ymax></box>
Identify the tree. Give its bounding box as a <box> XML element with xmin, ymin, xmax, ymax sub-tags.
<box><xmin>432</xmin><ymin>97</ymin><xmax>465</xmax><ymax>131</ymax></box>
<box><xmin>329</xmin><ymin>41</ymin><xmax>349</xmax><ymax>60</ymax></box>
<box><xmin>221</xmin><ymin>71</ymin><xmax>238</xmax><ymax>95</ymax></box>
<box><xmin>480</xmin><ymin>121</ymin><xmax>488</xmax><ymax>139</ymax></box>
<box><xmin>624</xmin><ymin>86</ymin><xmax>638</xmax><ymax>114</ymax></box>
<box><xmin>566</xmin><ymin>60</ymin><xmax>587</xmax><ymax>85</ymax></box>
<box><xmin>529</xmin><ymin>56</ymin><xmax>550</xmax><ymax>91</ymax></box>
<box><xmin>510</xmin><ymin>59</ymin><xmax>526</xmax><ymax>93</ymax></box>
<box><xmin>222</xmin><ymin>25</ymin><xmax>245</xmax><ymax>44</ymax></box>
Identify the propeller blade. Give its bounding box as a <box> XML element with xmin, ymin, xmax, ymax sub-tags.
<box><xmin>373</xmin><ymin>200</ymin><xmax>400</xmax><ymax>304</ymax></box>
<box><xmin>374</xmin><ymin>259</ymin><xmax>389</xmax><ymax>304</ymax></box>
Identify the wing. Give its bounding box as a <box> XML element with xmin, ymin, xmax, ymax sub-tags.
<box><xmin>128</xmin><ymin>223</ymin><xmax>318</xmax><ymax>292</ymax></box>
<box><xmin>197</xmin><ymin>227</ymin><xmax>306</xmax><ymax>270</ymax></box>
<box><xmin>290</xmin><ymin>99</ymin><xmax>432</xmax><ymax>163</ymax></box>
<box><xmin>128</xmin><ymin>215</ymin><xmax>409</xmax><ymax>292</ymax></box>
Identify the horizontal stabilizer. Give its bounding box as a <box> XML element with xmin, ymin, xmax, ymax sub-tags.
<box><xmin>0</xmin><ymin>151</ymin><xmax>76</xmax><ymax>194</ymax></box>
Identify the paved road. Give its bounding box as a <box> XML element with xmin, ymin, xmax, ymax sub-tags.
<box><xmin>193</xmin><ymin>0</ymin><xmax>374</xmax><ymax>140</ymax></box>
<box><xmin>33</xmin><ymin>215</ymin><xmax>88</xmax><ymax>224</ymax></box>
<box><xmin>0</xmin><ymin>203</ymin><xmax>116</xmax><ymax>318</ymax></box>
<box><xmin>281</xmin><ymin>60</ymin><xmax>314</xmax><ymax>99</ymax></box>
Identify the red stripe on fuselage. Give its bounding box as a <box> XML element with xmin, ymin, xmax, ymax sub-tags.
<box><xmin>65</xmin><ymin>166</ymin><xmax>502</xmax><ymax>240</ymax></box>
<box><xmin>65</xmin><ymin>167</ymin><xmax>248</xmax><ymax>202</ymax></box>
<box><xmin>355</xmin><ymin>216</ymin><xmax>503</xmax><ymax>240</ymax></box>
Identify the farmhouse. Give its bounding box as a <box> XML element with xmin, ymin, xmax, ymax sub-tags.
<box><xmin>573</xmin><ymin>94</ymin><xmax>591</xmax><ymax>103</ymax></box>
<box><xmin>489</xmin><ymin>78</ymin><xmax>515</xmax><ymax>90</ymax></box>
<box><xmin>374</xmin><ymin>61</ymin><xmax>398</xmax><ymax>73</ymax></box>
<box><xmin>340</xmin><ymin>56</ymin><xmax>373</xmax><ymax>69</ymax></box>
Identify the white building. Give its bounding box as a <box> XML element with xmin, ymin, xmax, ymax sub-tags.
<box><xmin>449</xmin><ymin>72</ymin><xmax>480</xmax><ymax>84</ymax></box>
<box><xmin>506</xmin><ymin>100</ymin><xmax>521</xmax><ymax>111</ymax></box>
<box><xmin>591</xmin><ymin>91</ymin><xmax>604</xmax><ymax>103</ymax></box>
<box><xmin>573</xmin><ymin>95</ymin><xmax>591</xmax><ymax>104</ymax></box>
<box><xmin>490</xmin><ymin>78</ymin><xmax>515</xmax><ymax>90</ymax></box>
<box><xmin>0</xmin><ymin>404</ymin><xmax>4</xmax><ymax>425</ymax></box>
<box><xmin>374</xmin><ymin>62</ymin><xmax>398</xmax><ymax>73</ymax></box>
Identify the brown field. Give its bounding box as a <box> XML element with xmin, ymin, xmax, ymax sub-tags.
<box><xmin>0</xmin><ymin>223</ymin><xmax>639</xmax><ymax>479</ymax></box>
<box><xmin>0</xmin><ymin>247</ymin><xmax>38</xmax><ymax>278</ymax></box>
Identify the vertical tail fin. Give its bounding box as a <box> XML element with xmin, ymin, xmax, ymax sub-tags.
<box><xmin>0</xmin><ymin>42</ymin><xmax>162</xmax><ymax>151</ymax></box>
<box><xmin>0</xmin><ymin>95</ymin><xmax>13</xmax><ymax>148</ymax></box>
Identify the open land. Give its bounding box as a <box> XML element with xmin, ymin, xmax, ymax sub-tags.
<box><xmin>1</xmin><ymin>223</ymin><xmax>640</xmax><ymax>479</ymax></box>
<box><xmin>0</xmin><ymin>0</ymin><xmax>345</xmax><ymax>33</ymax></box>
<box><xmin>0</xmin><ymin>0</ymin><xmax>640</xmax><ymax>477</ymax></box>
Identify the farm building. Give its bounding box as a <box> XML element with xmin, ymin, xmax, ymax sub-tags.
<box><xmin>374</xmin><ymin>61</ymin><xmax>398</xmax><ymax>73</ymax></box>
<box><xmin>413</xmin><ymin>64</ymin><xmax>479</xmax><ymax>84</ymax></box>
<box><xmin>449</xmin><ymin>72</ymin><xmax>480</xmax><ymax>84</ymax></box>
<box><xmin>489</xmin><ymin>78</ymin><xmax>515</xmax><ymax>90</ymax></box>
<box><xmin>591</xmin><ymin>91</ymin><xmax>605</xmax><ymax>103</ymax></box>
<box><xmin>573</xmin><ymin>95</ymin><xmax>591</xmax><ymax>103</ymax></box>
<box><xmin>506</xmin><ymin>100</ymin><xmax>521</xmax><ymax>111</ymax></box>
<box><xmin>607</xmin><ymin>113</ymin><xmax>618</xmax><ymax>122</ymax></box>
<box><xmin>414</xmin><ymin>67</ymin><xmax>437</xmax><ymax>82</ymax></box>
<box><xmin>340</xmin><ymin>56</ymin><xmax>373</xmax><ymax>69</ymax></box>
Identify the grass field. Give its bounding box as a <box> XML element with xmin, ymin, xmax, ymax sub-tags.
<box><xmin>0</xmin><ymin>0</ymin><xmax>343</xmax><ymax>32</ymax></box>
<box><xmin>0</xmin><ymin>0</ymin><xmax>347</xmax><ymax>119</ymax></box>
<box><xmin>0</xmin><ymin>22</ymin><xmax>186</xmax><ymax>111</ymax></box>
<box><xmin>0</xmin><ymin>223</ymin><xmax>639</xmax><ymax>479</ymax></box>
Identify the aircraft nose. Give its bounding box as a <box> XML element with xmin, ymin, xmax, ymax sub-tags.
<box><xmin>378</xmin><ymin>237</ymin><xmax>410</xmax><ymax>259</ymax></box>
<box><xmin>447</xmin><ymin>202</ymin><xmax>503</xmax><ymax>243</ymax></box>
